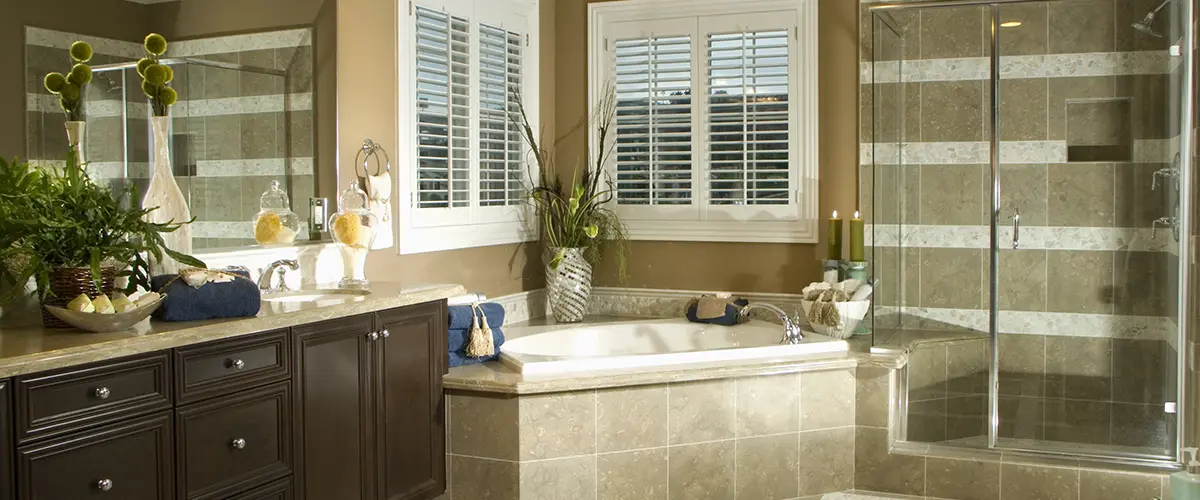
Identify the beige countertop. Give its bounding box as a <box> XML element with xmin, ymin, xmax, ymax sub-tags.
<box><xmin>0</xmin><ymin>282</ymin><xmax>466</xmax><ymax>378</ymax></box>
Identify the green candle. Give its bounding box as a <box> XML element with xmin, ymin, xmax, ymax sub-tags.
<box><xmin>849</xmin><ymin>210</ymin><xmax>865</xmax><ymax>261</ymax></box>
<box><xmin>827</xmin><ymin>210</ymin><xmax>843</xmax><ymax>260</ymax></box>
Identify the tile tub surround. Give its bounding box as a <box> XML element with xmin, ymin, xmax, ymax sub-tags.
<box><xmin>443</xmin><ymin>369</ymin><xmax>857</xmax><ymax>500</ymax></box>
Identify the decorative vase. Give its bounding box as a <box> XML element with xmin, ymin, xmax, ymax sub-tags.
<box><xmin>142</xmin><ymin>115</ymin><xmax>192</xmax><ymax>276</ymax></box>
<box><xmin>65</xmin><ymin>121</ymin><xmax>86</xmax><ymax>165</ymax></box>
<box><xmin>42</xmin><ymin>267</ymin><xmax>116</xmax><ymax>328</ymax></box>
<box><xmin>546</xmin><ymin>247</ymin><xmax>592</xmax><ymax>323</ymax></box>
<box><xmin>329</xmin><ymin>183</ymin><xmax>379</xmax><ymax>289</ymax></box>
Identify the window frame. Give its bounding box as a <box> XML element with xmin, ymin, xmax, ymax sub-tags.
<box><xmin>589</xmin><ymin>0</ymin><xmax>820</xmax><ymax>243</ymax></box>
<box><xmin>397</xmin><ymin>0</ymin><xmax>540</xmax><ymax>254</ymax></box>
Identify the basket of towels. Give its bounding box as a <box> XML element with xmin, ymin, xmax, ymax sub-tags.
<box><xmin>447</xmin><ymin>302</ymin><xmax>505</xmax><ymax>368</ymax></box>
<box><xmin>799</xmin><ymin>279</ymin><xmax>873</xmax><ymax>340</ymax></box>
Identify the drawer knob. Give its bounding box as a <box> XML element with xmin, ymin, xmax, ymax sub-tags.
<box><xmin>381</xmin><ymin>329</ymin><xmax>391</xmax><ymax>338</ymax></box>
<box><xmin>229</xmin><ymin>358</ymin><xmax>246</xmax><ymax>370</ymax></box>
<box><xmin>231</xmin><ymin>438</ymin><xmax>247</xmax><ymax>450</ymax></box>
<box><xmin>367</xmin><ymin>332</ymin><xmax>379</xmax><ymax>341</ymax></box>
<box><xmin>93</xmin><ymin>387</ymin><xmax>111</xmax><ymax>400</ymax></box>
<box><xmin>96</xmin><ymin>479</ymin><xmax>114</xmax><ymax>492</ymax></box>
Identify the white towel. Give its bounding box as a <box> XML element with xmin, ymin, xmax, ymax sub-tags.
<box><xmin>366</xmin><ymin>172</ymin><xmax>394</xmax><ymax>250</ymax></box>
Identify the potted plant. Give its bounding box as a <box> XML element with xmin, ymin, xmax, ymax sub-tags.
<box><xmin>0</xmin><ymin>153</ymin><xmax>204</xmax><ymax>327</ymax></box>
<box><xmin>43</xmin><ymin>41</ymin><xmax>94</xmax><ymax>162</ymax></box>
<box><xmin>511</xmin><ymin>86</ymin><xmax>628</xmax><ymax>323</ymax></box>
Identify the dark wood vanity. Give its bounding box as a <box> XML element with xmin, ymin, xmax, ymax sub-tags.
<box><xmin>0</xmin><ymin>300</ymin><xmax>448</xmax><ymax>500</ymax></box>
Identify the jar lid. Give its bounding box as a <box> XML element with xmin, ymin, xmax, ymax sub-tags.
<box><xmin>259</xmin><ymin>180</ymin><xmax>291</xmax><ymax>210</ymax></box>
<box><xmin>338</xmin><ymin>182</ymin><xmax>369</xmax><ymax>212</ymax></box>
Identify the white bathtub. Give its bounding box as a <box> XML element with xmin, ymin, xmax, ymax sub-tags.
<box><xmin>499</xmin><ymin>318</ymin><xmax>850</xmax><ymax>375</ymax></box>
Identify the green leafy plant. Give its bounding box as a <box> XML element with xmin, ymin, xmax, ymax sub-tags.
<box><xmin>137</xmin><ymin>33</ymin><xmax>177</xmax><ymax>117</ymax></box>
<box><xmin>511</xmin><ymin>84</ymin><xmax>629</xmax><ymax>278</ymax></box>
<box><xmin>0</xmin><ymin>152</ymin><xmax>204</xmax><ymax>303</ymax></box>
<box><xmin>43</xmin><ymin>41</ymin><xmax>93</xmax><ymax>121</ymax></box>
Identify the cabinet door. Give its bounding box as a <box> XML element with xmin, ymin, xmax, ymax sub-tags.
<box><xmin>1</xmin><ymin>380</ymin><xmax>13</xmax><ymax>500</ymax></box>
<box><xmin>374</xmin><ymin>301</ymin><xmax>447</xmax><ymax>500</ymax></box>
<box><xmin>293</xmin><ymin>314</ymin><xmax>377</xmax><ymax>500</ymax></box>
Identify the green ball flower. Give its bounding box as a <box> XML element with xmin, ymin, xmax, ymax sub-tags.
<box><xmin>44</xmin><ymin>72</ymin><xmax>67</xmax><ymax>94</ymax></box>
<box><xmin>144</xmin><ymin>33</ymin><xmax>167</xmax><ymax>56</ymax></box>
<box><xmin>160</xmin><ymin>87</ymin><xmax>178</xmax><ymax>107</ymax></box>
<box><xmin>163</xmin><ymin>65</ymin><xmax>174</xmax><ymax>83</ymax></box>
<box><xmin>144</xmin><ymin>64</ymin><xmax>167</xmax><ymax>86</ymax></box>
<box><xmin>69</xmin><ymin>41</ymin><xmax>93</xmax><ymax>63</ymax></box>
<box><xmin>136</xmin><ymin>57</ymin><xmax>154</xmax><ymax>77</ymax></box>
<box><xmin>67</xmin><ymin>64</ymin><xmax>92</xmax><ymax>85</ymax></box>
<box><xmin>141</xmin><ymin>80</ymin><xmax>159</xmax><ymax>98</ymax></box>
<box><xmin>60</xmin><ymin>82</ymin><xmax>81</xmax><ymax>102</ymax></box>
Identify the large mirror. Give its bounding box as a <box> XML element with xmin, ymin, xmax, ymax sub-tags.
<box><xmin>10</xmin><ymin>0</ymin><xmax>337</xmax><ymax>252</ymax></box>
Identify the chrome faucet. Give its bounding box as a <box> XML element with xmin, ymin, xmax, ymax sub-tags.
<box><xmin>258</xmin><ymin>259</ymin><xmax>299</xmax><ymax>292</ymax></box>
<box><xmin>739</xmin><ymin>303</ymin><xmax>804</xmax><ymax>344</ymax></box>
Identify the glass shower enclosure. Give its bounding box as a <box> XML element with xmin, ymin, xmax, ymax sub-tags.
<box><xmin>864</xmin><ymin>0</ymin><xmax>1192</xmax><ymax>467</ymax></box>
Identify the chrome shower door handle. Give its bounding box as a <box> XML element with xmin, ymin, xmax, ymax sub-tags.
<box><xmin>1011</xmin><ymin>209</ymin><xmax>1021</xmax><ymax>249</ymax></box>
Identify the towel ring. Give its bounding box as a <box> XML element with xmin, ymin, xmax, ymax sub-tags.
<box><xmin>354</xmin><ymin>138</ymin><xmax>391</xmax><ymax>179</ymax></box>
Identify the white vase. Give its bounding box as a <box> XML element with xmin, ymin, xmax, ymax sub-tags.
<box><xmin>141</xmin><ymin>115</ymin><xmax>192</xmax><ymax>275</ymax></box>
<box><xmin>64</xmin><ymin>121</ymin><xmax>85</xmax><ymax>165</ymax></box>
<box><xmin>546</xmin><ymin>247</ymin><xmax>592</xmax><ymax>323</ymax></box>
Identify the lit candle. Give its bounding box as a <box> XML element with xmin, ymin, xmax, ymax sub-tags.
<box><xmin>849</xmin><ymin>210</ymin><xmax>865</xmax><ymax>261</ymax></box>
<box><xmin>827</xmin><ymin>210</ymin><xmax>843</xmax><ymax>260</ymax></box>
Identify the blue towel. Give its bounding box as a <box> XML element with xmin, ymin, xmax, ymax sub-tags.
<box><xmin>686</xmin><ymin>298</ymin><xmax>749</xmax><ymax>326</ymax></box>
<box><xmin>150</xmin><ymin>269</ymin><xmax>261</xmax><ymax>322</ymax></box>
<box><xmin>448</xmin><ymin>326</ymin><xmax>506</xmax><ymax>353</ymax></box>
<box><xmin>447</xmin><ymin>303</ymin><xmax>505</xmax><ymax>330</ymax></box>
<box><xmin>449</xmin><ymin>350</ymin><xmax>499</xmax><ymax>368</ymax></box>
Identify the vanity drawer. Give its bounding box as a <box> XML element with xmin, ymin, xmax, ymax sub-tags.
<box><xmin>15</xmin><ymin>353</ymin><xmax>172</xmax><ymax>443</ymax></box>
<box><xmin>227</xmin><ymin>478</ymin><xmax>293</xmax><ymax>500</ymax></box>
<box><xmin>175</xmin><ymin>329</ymin><xmax>291</xmax><ymax>405</ymax></box>
<box><xmin>176</xmin><ymin>382</ymin><xmax>292</xmax><ymax>500</ymax></box>
<box><xmin>16</xmin><ymin>411</ymin><xmax>174</xmax><ymax>500</ymax></box>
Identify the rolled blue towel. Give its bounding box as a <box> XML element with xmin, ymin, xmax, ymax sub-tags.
<box><xmin>448</xmin><ymin>326</ymin><xmax>505</xmax><ymax>353</ymax></box>
<box><xmin>447</xmin><ymin>303</ymin><xmax>505</xmax><ymax>329</ymax></box>
<box><xmin>449</xmin><ymin>350</ymin><xmax>499</xmax><ymax>368</ymax></box>
<box><xmin>686</xmin><ymin>298</ymin><xmax>749</xmax><ymax>326</ymax></box>
<box><xmin>151</xmin><ymin>269</ymin><xmax>261</xmax><ymax>322</ymax></box>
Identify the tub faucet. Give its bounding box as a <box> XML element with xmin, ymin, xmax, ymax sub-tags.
<box><xmin>258</xmin><ymin>259</ymin><xmax>299</xmax><ymax>292</ymax></box>
<box><xmin>739</xmin><ymin>303</ymin><xmax>804</xmax><ymax>344</ymax></box>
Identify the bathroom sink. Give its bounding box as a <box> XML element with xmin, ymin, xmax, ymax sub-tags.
<box><xmin>262</xmin><ymin>289</ymin><xmax>371</xmax><ymax>303</ymax></box>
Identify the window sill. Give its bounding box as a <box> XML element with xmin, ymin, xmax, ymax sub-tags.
<box><xmin>398</xmin><ymin>220</ymin><xmax>537</xmax><ymax>254</ymax></box>
<box><xmin>623</xmin><ymin>219</ymin><xmax>819</xmax><ymax>244</ymax></box>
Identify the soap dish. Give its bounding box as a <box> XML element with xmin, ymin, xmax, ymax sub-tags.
<box><xmin>43</xmin><ymin>294</ymin><xmax>167</xmax><ymax>333</ymax></box>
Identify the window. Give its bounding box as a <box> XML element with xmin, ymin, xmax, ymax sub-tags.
<box><xmin>399</xmin><ymin>0</ymin><xmax>539</xmax><ymax>254</ymax></box>
<box><xmin>591</xmin><ymin>0</ymin><xmax>819</xmax><ymax>243</ymax></box>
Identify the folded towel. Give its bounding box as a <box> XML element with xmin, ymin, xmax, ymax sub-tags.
<box><xmin>685</xmin><ymin>298</ymin><xmax>749</xmax><ymax>326</ymax></box>
<box><xmin>447</xmin><ymin>303</ymin><xmax>505</xmax><ymax>329</ymax></box>
<box><xmin>448</xmin><ymin>326</ymin><xmax>506</xmax><ymax>353</ymax></box>
<box><xmin>449</xmin><ymin>350</ymin><xmax>499</xmax><ymax>368</ymax></box>
<box><xmin>151</xmin><ymin>269</ymin><xmax>261</xmax><ymax>322</ymax></box>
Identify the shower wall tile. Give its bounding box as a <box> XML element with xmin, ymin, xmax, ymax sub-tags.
<box><xmin>282</xmin><ymin>45</ymin><xmax>314</xmax><ymax>94</ymax></box>
<box><xmin>1115</xmin><ymin>162</ymin><xmax>1168</xmax><ymax>228</ymax></box>
<box><xmin>1115</xmin><ymin>250</ymin><xmax>1169</xmax><ymax>316</ymax></box>
<box><xmin>999</xmin><ymin>78</ymin><xmax>1049</xmax><ymax>141</ymax></box>
<box><xmin>1047</xmin><ymin>0</ymin><xmax>1116</xmax><ymax>54</ymax></box>
<box><xmin>1112</xmin><ymin>338</ymin><xmax>1169</xmax><ymax>404</ymax></box>
<box><xmin>1045</xmin><ymin>336</ymin><xmax>1113</xmax><ymax>400</ymax></box>
<box><xmin>1044</xmin><ymin>399</ymin><xmax>1112</xmax><ymax>444</ymax></box>
<box><xmin>921</xmin><ymin>81</ymin><xmax>985</xmax><ymax>142</ymax></box>
<box><xmin>919</xmin><ymin>7</ymin><xmax>985</xmax><ymax>60</ymax></box>
<box><xmin>908</xmin><ymin>343</ymin><xmax>947</xmax><ymax>401</ymax></box>
<box><xmin>239</xmin><ymin>49</ymin><xmax>283</xmax><ymax>96</ymax></box>
<box><xmin>998</xmin><ymin>249</ymin><xmax>1048</xmax><ymax>312</ymax></box>
<box><xmin>1048</xmin><ymin>163</ymin><xmax>1116</xmax><ymax>227</ymax></box>
<box><xmin>241</xmin><ymin>112</ymin><xmax>282</xmax><ymax>159</ymax></box>
<box><xmin>242</xmin><ymin>176</ymin><xmax>286</xmax><ymax>219</ymax></box>
<box><xmin>945</xmin><ymin>394</ymin><xmax>986</xmax><ymax>440</ymax></box>
<box><xmin>287</xmin><ymin>110</ymin><xmax>315</xmax><ymax>158</ymax></box>
<box><xmin>1111</xmin><ymin>402</ymin><xmax>1172</xmax><ymax>450</ymax></box>
<box><xmin>998</xmin><ymin>334</ymin><xmax>1047</xmax><ymax>397</ymax></box>
<box><xmin>199</xmin><ymin>52</ymin><xmax>242</xmax><ymax>100</ymax></box>
<box><xmin>1118</xmin><ymin>74</ymin><xmax>1170</xmax><ymax>140</ymax></box>
<box><xmin>197</xmin><ymin>177</ymin><xmax>245</xmax><ymax>222</ymax></box>
<box><xmin>919</xmin><ymin>248</ymin><xmax>985</xmax><ymax>309</ymax></box>
<box><xmin>874</xmin><ymin>164</ymin><xmax>921</xmax><ymax>225</ymax></box>
<box><xmin>872</xmin><ymin>246</ymin><xmax>921</xmax><ymax>308</ymax></box>
<box><xmin>926</xmin><ymin>457</ymin><xmax>1001</xmax><ymax>500</ymax></box>
<box><xmin>998</xmin><ymin>3</ymin><xmax>1049</xmax><ymax>56</ymax></box>
<box><xmin>946</xmin><ymin>339</ymin><xmax>989</xmax><ymax>396</ymax></box>
<box><xmin>998</xmin><ymin>396</ymin><xmax>1045</xmax><ymax>439</ymax></box>
<box><xmin>1047</xmin><ymin>76</ymin><xmax>1117</xmax><ymax>141</ymax></box>
<box><xmin>920</xmin><ymin>164</ymin><xmax>987</xmax><ymax>225</ymax></box>
<box><xmin>1116</xmin><ymin>0</ymin><xmax>1173</xmax><ymax>52</ymax></box>
<box><xmin>1066</xmin><ymin>99</ymin><xmax>1132</xmax><ymax>147</ymax></box>
<box><xmin>1046</xmin><ymin>250</ymin><xmax>1116</xmax><ymax>314</ymax></box>
<box><xmin>203</xmin><ymin>115</ymin><xmax>243</xmax><ymax>161</ymax></box>
<box><xmin>907</xmin><ymin>399</ymin><xmax>947</xmax><ymax>442</ymax></box>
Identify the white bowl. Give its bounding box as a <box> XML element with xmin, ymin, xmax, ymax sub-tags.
<box><xmin>43</xmin><ymin>294</ymin><xmax>167</xmax><ymax>333</ymax></box>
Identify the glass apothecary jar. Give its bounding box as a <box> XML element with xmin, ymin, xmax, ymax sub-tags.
<box><xmin>329</xmin><ymin>182</ymin><xmax>378</xmax><ymax>289</ymax></box>
<box><xmin>252</xmin><ymin>180</ymin><xmax>300</xmax><ymax>245</ymax></box>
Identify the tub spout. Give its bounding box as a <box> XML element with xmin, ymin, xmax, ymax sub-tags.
<box><xmin>739</xmin><ymin>303</ymin><xmax>804</xmax><ymax>344</ymax></box>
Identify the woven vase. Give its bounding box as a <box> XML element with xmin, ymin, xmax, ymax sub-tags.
<box><xmin>42</xmin><ymin>267</ymin><xmax>116</xmax><ymax>328</ymax></box>
<box><xmin>546</xmin><ymin>247</ymin><xmax>592</xmax><ymax>323</ymax></box>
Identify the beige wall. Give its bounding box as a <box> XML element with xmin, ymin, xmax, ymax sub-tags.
<box><xmin>149</xmin><ymin>0</ymin><xmax>325</xmax><ymax>39</ymax></box>
<box><xmin>557</xmin><ymin>0</ymin><xmax>860</xmax><ymax>293</ymax></box>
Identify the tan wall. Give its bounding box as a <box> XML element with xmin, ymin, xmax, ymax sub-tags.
<box><xmin>0</xmin><ymin>0</ymin><xmax>151</xmax><ymax>158</ymax></box>
<box><xmin>557</xmin><ymin>0</ymin><xmax>860</xmax><ymax>293</ymax></box>
<box><xmin>149</xmin><ymin>0</ymin><xmax>325</xmax><ymax>39</ymax></box>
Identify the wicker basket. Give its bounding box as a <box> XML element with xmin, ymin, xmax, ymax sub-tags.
<box><xmin>42</xmin><ymin>267</ymin><xmax>117</xmax><ymax>328</ymax></box>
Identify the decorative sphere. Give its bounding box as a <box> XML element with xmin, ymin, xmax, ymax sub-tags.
<box><xmin>144</xmin><ymin>64</ymin><xmax>167</xmax><ymax>85</ymax></box>
<box><xmin>60</xmin><ymin>82</ymin><xmax>81</xmax><ymax>101</ymax></box>
<box><xmin>160</xmin><ymin>87</ymin><xmax>178</xmax><ymax>106</ymax></box>
<box><xmin>69</xmin><ymin>41</ymin><xmax>93</xmax><ymax>63</ymax></box>
<box><xmin>141</xmin><ymin>80</ymin><xmax>158</xmax><ymax>98</ymax></box>
<box><xmin>136</xmin><ymin>58</ymin><xmax>154</xmax><ymax>77</ymax></box>
<box><xmin>144</xmin><ymin>33</ymin><xmax>167</xmax><ymax>56</ymax></box>
<box><xmin>44</xmin><ymin>72</ymin><xmax>67</xmax><ymax>93</ymax></box>
<box><xmin>68</xmin><ymin>64</ymin><xmax>92</xmax><ymax>85</ymax></box>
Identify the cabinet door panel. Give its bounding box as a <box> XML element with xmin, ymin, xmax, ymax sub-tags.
<box><xmin>375</xmin><ymin>301</ymin><xmax>447</xmax><ymax>500</ymax></box>
<box><xmin>227</xmin><ymin>477</ymin><xmax>293</xmax><ymax>500</ymax></box>
<box><xmin>293</xmin><ymin>314</ymin><xmax>376</xmax><ymax>500</ymax></box>
<box><xmin>1</xmin><ymin>381</ymin><xmax>13</xmax><ymax>500</ymax></box>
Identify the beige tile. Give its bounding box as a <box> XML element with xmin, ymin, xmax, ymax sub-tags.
<box><xmin>927</xmin><ymin>457</ymin><xmax>1000</xmax><ymax>500</ymax></box>
<box><xmin>920</xmin><ymin>164</ymin><xmax>987</xmax><ymax>226</ymax></box>
<box><xmin>241</xmin><ymin>112</ymin><xmax>281</xmax><ymax>160</ymax></box>
<box><xmin>669</xmin><ymin>441</ymin><xmax>735</xmax><ymax>500</ymax></box>
<box><xmin>519</xmin><ymin>391</ymin><xmax>596</xmax><ymax>460</ymax></box>
<box><xmin>920</xmin><ymin>248</ymin><xmax>986</xmax><ymax>309</ymax></box>
<box><xmin>519</xmin><ymin>456</ymin><xmax>597</xmax><ymax>500</ymax></box>
<box><xmin>856</xmin><ymin>366</ymin><xmax>891</xmax><ymax>428</ymax></box>
<box><xmin>240</xmin><ymin>49</ymin><xmax>283</xmax><ymax>96</ymax></box>
<box><xmin>735</xmin><ymin>374</ymin><xmax>799</xmax><ymax>437</ymax></box>
<box><xmin>1111</xmin><ymin>402</ymin><xmax>1171</xmax><ymax>450</ymax></box>
<box><xmin>1000</xmin><ymin>164</ymin><xmax>1048</xmax><ymax>227</ymax></box>
<box><xmin>1115</xmin><ymin>163</ymin><xmax>1167</xmax><ymax>229</ymax></box>
<box><xmin>597</xmin><ymin>385</ymin><xmax>669</xmax><ymax>452</ymax></box>
<box><xmin>998</xmin><ymin>3</ymin><xmax>1048</xmax><ymax>56</ymax></box>
<box><xmin>798</xmin><ymin>427</ymin><xmax>854</xmax><ymax>496</ymax></box>
<box><xmin>999</xmin><ymin>78</ymin><xmax>1049</xmax><ymax>141</ymax></box>
<box><xmin>450</xmin><ymin>456</ymin><xmax>518</xmax><ymax>500</ymax></box>
<box><xmin>735</xmin><ymin>434</ymin><xmax>798</xmax><ymax>500</ymax></box>
<box><xmin>1001</xmin><ymin>464</ymin><xmax>1079</xmax><ymax>500</ymax></box>
<box><xmin>1044</xmin><ymin>399</ymin><xmax>1111</xmax><ymax>445</ymax></box>
<box><xmin>800</xmin><ymin>369</ymin><xmax>855</xmax><ymax>431</ymax></box>
<box><xmin>1048</xmin><ymin>77</ymin><xmax>1117</xmax><ymax>141</ymax></box>
<box><xmin>669</xmin><ymin>379</ymin><xmax>735</xmax><ymax>445</ymax></box>
<box><xmin>946</xmin><ymin>395</ymin><xmax>987</xmax><ymax>440</ymax></box>
<box><xmin>598</xmin><ymin>449</ymin><xmax>669</xmax><ymax>500</ymax></box>
<box><xmin>872</xmin><ymin>246</ymin><xmax>920</xmax><ymax>308</ymax></box>
<box><xmin>946</xmin><ymin>338</ymin><xmax>989</xmax><ymax>396</ymax></box>
<box><xmin>874</xmin><ymin>164</ymin><xmax>921</xmax><ymax>226</ymax></box>
<box><xmin>1117</xmin><ymin>74</ymin><xmax>1170</xmax><ymax>140</ymax></box>
<box><xmin>1080</xmin><ymin>469</ymin><xmax>1163</xmax><ymax>500</ymax></box>
<box><xmin>201</xmin><ymin>53</ymin><xmax>241</xmax><ymax>99</ymax></box>
<box><xmin>199</xmin><ymin>177</ymin><xmax>244</xmax><ymax>222</ymax></box>
<box><xmin>908</xmin><ymin>344</ymin><xmax>947</xmax><ymax>401</ymax></box>
<box><xmin>1112</xmin><ymin>339</ymin><xmax>1170</xmax><ymax>404</ymax></box>
<box><xmin>998</xmin><ymin>396</ymin><xmax>1045</xmax><ymax>440</ymax></box>
<box><xmin>865</xmin><ymin>83</ymin><xmax>921</xmax><ymax>145</ymax></box>
<box><xmin>908</xmin><ymin>399</ymin><xmax>947</xmax><ymax>443</ymax></box>
<box><xmin>999</xmin><ymin>249</ymin><xmax>1048</xmax><ymax>312</ymax></box>
<box><xmin>998</xmin><ymin>334</ymin><xmax>1046</xmax><ymax>397</ymax></box>
<box><xmin>921</xmin><ymin>81</ymin><xmax>985</xmax><ymax>142</ymax></box>
<box><xmin>1045</xmin><ymin>336</ymin><xmax>1112</xmax><ymax>401</ymax></box>
<box><xmin>920</xmin><ymin>6</ymin><xmax>985</xmax><ymax>59</ymax></box>
<box><xmin>1048</xmin><ymin>163</ymin><xmax>1116</xmax><ymax>227</ymax></box>
<box><xmin>203</xmin><ymin>114</ymin><xmax>243</xmax><ymax>161</ymax></box>
<box><xmin>282</xmin><ymin>45</ymin><xmax>314</xmax><ymax>94</ymax></box>
<box><xmin>286</xmin><ymin>110</ymin><xmax>315</xmax><ymax>158</ymax></box>
<box><xmin>1046</xmin><ymin>250</ymin><xmax>1115</xmax><ymax>314</ymax></box>
<box><xmin>1114</xmin><ymin>251</ymin><xmax>1169</xmax><ymax>316</ymax></box>
<box><xmin>449</xmin><ymin>393</ymin><xmax>519</xmax><ymax>460</ymax></box>
<box><xmin>855</xmin><ymin>426</ymin><xmax>925</xmax><ymax>496</ymax></box>
<box><xmin>1048</xmin><ymin>0</ymin><xmax>1115</xmax><ymax>53</ymax></box>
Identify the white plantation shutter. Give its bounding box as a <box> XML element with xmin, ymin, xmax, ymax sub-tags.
<box><xmin>414</xmin><ymin>6</ymin><xmax>471</xmax><ymax>209</ymax></box>
<box><xmin>706</xmin><ymin>30</ymin><xmax>791</xmax><ymax>206</ymax></box>
<box><xmin>614</xmin><ymin>35</ymin><xmax>694</xmax><ymax>206</ymax></box>
<box><xmin>478</xmin><ymin>24</ymin><xmax>524</xmax><ymax>207</ymax></box>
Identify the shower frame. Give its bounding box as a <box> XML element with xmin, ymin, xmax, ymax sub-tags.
<box><xmin>865</xmin><ymin>0</ymin><xmax>1195</xmax><ymax>471</ymax></box>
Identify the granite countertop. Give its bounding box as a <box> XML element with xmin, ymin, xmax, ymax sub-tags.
<box><xmin>0</xmin><ymin>282</ymin><xmax>466</xmax><ymax>378</ymax></box>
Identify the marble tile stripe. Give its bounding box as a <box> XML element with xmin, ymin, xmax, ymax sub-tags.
<box><xmin>873</xmin><ymin>306</ymin><xmax>1174</xmax><ymax>341</ymax></box>
<box><xmin>860</xmin><ymin>140</ymin><xmax>1175</xmax><ymax>165</ymax></box>
<box><xmin>25</xmin><ymin>27</ymin><xmax>143</xmax><ymax>59</ymax></box>
<box><xmin>27</xmin><ymin>94</ymin><xmax>150</xmax><ymax>118</ymax></box>
<box><xmin>196</xmin><ymin>158</ymin><xmax>315</xmax><ymax>177</ymax></box>
<box><xmin>190</xmin><ymin>220</ymin><xmax>254</xmax><ymax>239</ymax></box>
<box><xmin>84</xmin><ymin>161</ymin><xmax>150</xmax><ymax>179</ymax></box>
<box><xmin>862</xmin><ymin>51</ymin><xmax>1171</xmax><ymax>83</ymax></box>
<box><xmin>184</xmin><ymin>93</ymin><xmax>313</xmax><ymax>116</ymax></box>
<box><xmin>867</xmin><ymin>224</ymin><xmax>1176</xmax><ymax>253</ymax></box>
<box><xmin>171</xmin><ymin>28</ymin><xmax>312</xmax><ymax>57</ymax></box>
<box><xmin>489</xmin><ymin>289</ymin><xmax>549</xmax><ymax>325</ymax></box>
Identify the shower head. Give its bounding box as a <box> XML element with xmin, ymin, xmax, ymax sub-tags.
<box><xmin>1131</xmin><ymin>0</ymin><xmax>1171</xmax><ymax>37</ymax></box>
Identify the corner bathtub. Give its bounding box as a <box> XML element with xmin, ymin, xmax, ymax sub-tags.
<box><xmin>499</xmin><ymin>318</ymin><xmax>849</xmax><ymax>375</ymax></box>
